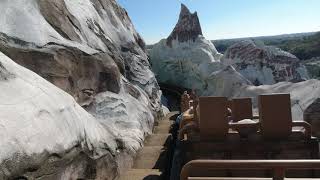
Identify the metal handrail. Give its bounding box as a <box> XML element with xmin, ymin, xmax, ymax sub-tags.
<box><xmin>180</xmin><ymin>160</ymin><xmax>320</xmax><ymax>180</ymax></box>
<box><xmin>292</xmin><ymin>121</ymin><xmax>312</xmax><ymax>139</ymax></box>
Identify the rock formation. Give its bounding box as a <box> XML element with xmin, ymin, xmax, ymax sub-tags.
<box><xmin>0</xmin><ymin>52</ymin><xmax>114</xmax><ymax>179</ymax></box>
<box><xmin>166</xmin><ymin>4</ymin><xmax>203</xmax><ymax>47</ymax></box>
<box><xmin>234</xmin><ymin>79</ymin><xmax>320</xmax><ymax>120</ymax></box>
<box><xmin>149</xmin><ymin>4</ymin><xmax>242</xmax><ymax>95</ymax></box>
<box><xmin>223</xmin><ymin>40</ymin><xmax>309</xmax><ymax>85</ymax></box>
<box><xmin>304</xmin><ymin>57</ymin><xmax>320</xmax><ymax>79</ymax></box>
<box><xmin>0</xmin><ymin>0</ymin><xmax>163</xmax><ymax>179</ymax></box>
<box><xmin>0</xmin><ymin>0</ymin><xmax>161</xmax><ymax>111</ymax></box>
<box><xmin>150</xmin><ymin>4</ymin><xmax>312</xmax><ymax>94</ymax></box>
<box><xmin>149</xmin><ymin>3</ymin><xmax>320</xmax><ymax>125</ymax></box>
<box><xmin>304</xmin><ymin>98</ymin><xmax>320</xmax><ymax>137</ymax></box>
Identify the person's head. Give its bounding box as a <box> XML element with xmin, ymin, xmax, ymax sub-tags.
<box><xmin>190</xmin><ymin>89</ymin><xmax>197</xmax><ymax>100</ymax></box>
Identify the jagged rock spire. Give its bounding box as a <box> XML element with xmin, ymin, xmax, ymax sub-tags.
<box><xmin>166</xmin><ymin>4</ymin><xmax>203</xmax><ymax>47</ymax></box>
<box><xmin>180</xmin><ymin>3</ymin><xmax>191</xmax><ymax>18</ymax></box>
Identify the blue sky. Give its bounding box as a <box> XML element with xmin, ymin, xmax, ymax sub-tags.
<box><xmin>117</xmin><ymin>0</ymin><xmax>320</xmax><ymax>44</ymax></box>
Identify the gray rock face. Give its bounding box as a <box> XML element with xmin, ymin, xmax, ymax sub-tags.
<box><xmin>166</xmin><ymin>4</ymin><xmax>203</xmax><ymax>47</ymax></box>
<box><xmin>304</xmin><ymin>98</ymin><xmax>320</xmax><ymax>137</ymax></box>
<box><xmin>149</xmin><ymin>4</ymin><xmax>247</xmax><ymax>96</ymax></box>
<box><xmin>234</xmin><ymin>79</ymin><xmax>320</xmax><ymax>121</ymax></box>
<box><xmin>38</xmin><ymin>0</ymin><xmax>82</xmax><ymax>42</ymax></box>
<box><xmin>0</xmin><ymin>0</ymin><xmax>162</xmax><ymax>179</ymax></box>
<box><xmin>0</xmin><ymin>0</ymin><xmax>161</xmax><ymax>111</ymax></box>
<box><xmin>0</xmin><ymin>34</ymin><xmax>121</xmax><ymax>105</ymax></box>
<box><xmin>0</xmin><ymin>61</ymin><xmax>14</xmax><ymax>80</ymax></box>
<box><xmin>149</xmin><ymin>4</ymin><xmax>320</xmax><ymax>133</ymax></box>
<box><xmin>0</xmin><ymin>52</ymin><xmax>119</xmax><ymax>179</ymax></box>
<box><xmin>223</xmin><ymin>40</ymin><xmax>309</xmax><ymax>85</ymax></box>
<box><xmin>304</xmin><ymin>57</ymin><xmax>320</xmax><ymax>79</ymax></box>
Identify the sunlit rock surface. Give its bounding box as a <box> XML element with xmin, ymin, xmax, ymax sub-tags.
<box><xmin>149</xmin><ymin>4</ymin><xmax>239</xmax><ymax>95</ymax></box>
<box><xmin>304</xmin><ymin>98</ymin><xmax>320</xmax><ymax>137</ymax></box>
<box><xmin>202</xmin><ymin>65</ymin><xmax>251</xmax><ymax>96</ymax></box>
<box><xmin>223</xmin><ymin>40</ymin><xmax>309</xmax><ymax>85</ymax></box>
<box><xmin>166</xmin><ymin>4</ymin><xmax>203</xmax><ymax>47</ymax></box>
<box><xmin>0</xmin><ymin>0</ymin><xmax>163</xmax><ymax>179</ymax></box>
<box><xmin>149</xmin><ymin>3</ymin><xmax>319</xmax><ymax>126</ymax></box>
<box><xmin>0</xmin><ymin>0</ymin><xmax>161</xmax><ymax>111</ymax></box>
<box><xmin>0</xmin><ymin>52</ymin><xmax>118</xmax><ymax>179</ymax></box>
<box><xmin>0</xmin><ymin>51</ymin><xmax>157</xmax><ymax>179</ymax></box>
<box><xmin>234</xmin><ymin>79</ymin><xmax>320</xmax><ymax>120</ymax></box>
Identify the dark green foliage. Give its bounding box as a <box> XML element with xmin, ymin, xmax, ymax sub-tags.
<box><xmin>213</xmin><ymin>32</ymin><xmax>320</xmax><ymax>60</ymax></box>
<box><xmin>274</xmin><ymin>32</ymin><xmax>320</xmax><ymax>60</ymax></box>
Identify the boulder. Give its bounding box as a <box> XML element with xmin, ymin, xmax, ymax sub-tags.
<box><xmin>233</xmin><ymin>79</ymin><xmax>320</xmax><ymax>120</ymax></box>
<box><xmin>149</xmin><ymin>4</ymin><xmax>238</xmax><ymax>95</ymax></box>
<box><xmin>0</xmin><ymin>52</ymin><xmax>119</xmax><ymax>179</ymax></box>
<box><xmin>0</xmin><ymin>40</ymin><xmax>155</xmax><ymax>180</ymax></box>
<box><xmin>304</xmin><ymin>98</ymin><xmax>320</xmax><ymax>137</ymax></box>
<box><xmin>223</xmin><ymin>40</ymin><xmax>309</xmax><ymax>85</ymax></box>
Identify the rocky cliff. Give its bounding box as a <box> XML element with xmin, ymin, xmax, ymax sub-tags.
<box><xmin>149</xmin><ymin>3</ymin><xmax>320</xmax><ymax>122</ymax></box>
<box><xmin>150</xmin><ymin>4</ymin><xmax>310</xmax><ymax>91</ymax></box>
<box><xmin>0</xmin><ymin>0</ymin><xmax>162</xmax><ymax>179</ymax></box>
<box><xmin>234</xmin><ymin>79</ymin><xmax>320</xmax><ymax>120</ymax></box>
<box><xmin>0</xmin><ymin>0</ymin><xmax>161</xmax><ymax>110</ymax></box>
<box><xmin>223</xmin><ymin>40</ymin><xmax>309</xmax><ymax>85</ymax></box>
<box><xmin>149</xmin><ymin>4</ymin><xmax>243</xmax><ymax>96</ymax></box>
<box><xmin>166</xmin><ymin>4</ymin><xmax>203</xmax><ymax>47</ymax></box>
<box><xmin>304</xmin><ymin>98</ymin><xmax>320</xmax><ymax>137</ymax></box>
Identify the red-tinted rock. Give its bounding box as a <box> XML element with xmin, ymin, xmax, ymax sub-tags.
<box><xmin>166</xmin><ymin>4</ymin><xmax>203</xmax><ymax>47</ymax></box>
<box><xmin>223</xmin><ymin>40</ymin><xmax>309</xmax><ymax>85</ymax></box>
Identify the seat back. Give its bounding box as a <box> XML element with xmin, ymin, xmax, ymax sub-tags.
<box><xmin>180</xmin><ymin>159</ymin><xmax>320</xmax><ymax>180</ymax></box>
<box><xmin>258</xmin><ymin>94</ymin><xmax>292</xmax><ymax>139</ymax></box>
<box><xmin>199</xmin><ymin>96</ymin><xmax>228</xmax><ymax>141</ymax></box>
<box><xmin>232</xmin><ymin>98</ymin><xmax>253</xmax><ymax>122</ymax></box>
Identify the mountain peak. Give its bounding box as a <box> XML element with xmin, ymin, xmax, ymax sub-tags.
<box><xmin>180</xmin><ymin>3</ymin><xmax>191</xmax><ymax>17</ymax></box>
<box><xmin>166</xmin><ymin>3</ymin><xmax>203</xmax><ymax>47</ymax></box>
